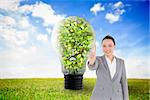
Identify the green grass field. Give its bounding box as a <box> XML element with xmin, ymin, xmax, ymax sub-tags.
<box><xmin>0</xmin><ymin>78</ymin><xmax>149</xmax><ymax>100</ymax></box>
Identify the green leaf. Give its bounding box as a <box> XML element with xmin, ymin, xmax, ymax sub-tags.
<box><xmin>57</xmin><ymin>16</ymin><xmax>95</xmax><ymax>74</ymax></box>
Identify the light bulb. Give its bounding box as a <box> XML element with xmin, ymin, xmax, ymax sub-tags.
<box><xmin>51</xmin><ymin>16</ymin><xmax>95</xmax><ymax>90</ymax></box>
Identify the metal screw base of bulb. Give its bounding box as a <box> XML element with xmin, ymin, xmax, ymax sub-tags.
<box><xmin>64</xmin><ymin>74</ymin><xmax>83</xmax><ymax>90</ymax></box>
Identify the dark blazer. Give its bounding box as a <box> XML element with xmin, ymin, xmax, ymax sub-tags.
<box><xmin>87</xmin><ymin>55</ymin><xmax>129</xmax><ymax>100</ymax></box>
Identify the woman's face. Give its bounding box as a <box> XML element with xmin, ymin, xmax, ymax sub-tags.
<box><xmin>102</xmin><ymin>39</ymin><xmax>115</xmax><ymax>56</ymax></box>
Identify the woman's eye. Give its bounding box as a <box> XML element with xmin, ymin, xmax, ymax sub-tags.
<box><xmin>103</xmin><ymin>45</ymin><xmax>106</xmax><ymax>47</ymax></box>
<box><xmin>108</xmin><ymin>45</ymin><xmax>112</xmax><ymax>47</ymax></box>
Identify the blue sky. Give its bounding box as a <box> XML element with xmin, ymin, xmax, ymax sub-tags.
<box><xmin>0</xmin><ymin>0</ymin><xmax>149</xmax><ymax>78</ymax></box>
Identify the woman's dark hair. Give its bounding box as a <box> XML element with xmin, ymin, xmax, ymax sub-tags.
<box><xmin>102</xmin><ymin>35</ymin><xmax>116</xmax><ymax>45</ymax></box>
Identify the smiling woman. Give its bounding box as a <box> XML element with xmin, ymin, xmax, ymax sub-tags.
<box><xmin>87</xmin><ymin>35</ymin><xmax>129</xmax><ymax>100</ymax></box>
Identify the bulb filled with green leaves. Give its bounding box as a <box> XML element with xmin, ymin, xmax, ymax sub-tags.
<box><xmin>52</xmin><ymin>16</ymin><xmax>95</xmax><ymax>90</ymax></box>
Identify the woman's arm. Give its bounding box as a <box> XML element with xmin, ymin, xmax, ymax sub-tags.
<box><xmin>86</xmin><ymin>44</ymin><xmax>98</xmax><ymax>70</ymax></box>
<box><xmin>87</xmin><ymin>57</ymin><xmax>99</xmax><ymax>70</ymax></box>
<box><xmin>121</xmin><ymin>60</ymin><xmax>129</xmax><ymax>100</ymax></box>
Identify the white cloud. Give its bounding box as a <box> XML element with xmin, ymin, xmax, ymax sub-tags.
<box><xmin>0</xmin><ymin>0</ymin><xmax>67</xmax><ymax>78</ymax></box>
<box><xmin>0</xmin><ymin>0</ymin><xmax>19</xmax><ymax>11</ymax></box>
<box><xmin>105</xmin><ymin>1</ymin><xmax>125</xmax><ymax>24</ymax></box>
<box><xmin>18</xmin><ymin>17</ymin><xmax>30</xmax><ymax>28</ymax></box>
<box><xmin>20</xmin><ymin>1</ymin><xmax>65</xmax><ymax>26</ymax></box>
<box><xmin>0</xmin><ymin>15</ymin><xmax>37</xmax><ymax>48</ymax></box>
<box><xmin>0</xmin><ymin>26</ymin><xmax>29</xmax><ymax>47</ymax></box>
<box><xmin>0</xmin><ymin>0</ymin><xmax>68</xmax><ymax>78</ymax></box>
<box><xmin>105</xmin><ymin>13</ymin><xmax>119</xmax><ymax>23</ymax></box>
<box><xmin>19</xmin><ymin>4</ymin><xmax>34</xmax><ymax>14</ymax></box>
<box><xmin>37</xmin><ymin>34</ymin><xmax>48</xmax><ymax>43</ymax></box>
<box><xmin>0</xmin><ymin>16</ymin><xmax>16</xmax><ymax>26</ymax></box>
<box><xmin>90</xmin><ymin>3</ymin><xmax>105</xmax><ymax>15</ymax></box>
<box><xmin>0</xmin><ymin>43</ymin><xmax>63</xmax><ymax>78</ymax></box>
<box><xmin>113</xmin><ymin>1</ymin><xmax>124</xmax><ymax>9</ymax></box>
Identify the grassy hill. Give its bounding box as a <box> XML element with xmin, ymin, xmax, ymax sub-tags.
<box><xmin>0</xmin><ymin>78</ymin><xmax>149</xmax><ymax>100</ymax></box>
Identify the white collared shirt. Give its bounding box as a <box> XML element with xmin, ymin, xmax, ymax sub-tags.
<box><xmin>105</xmin><ymin>56</ymin><xmax>116</xmax><ymax>79</ymax></box>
